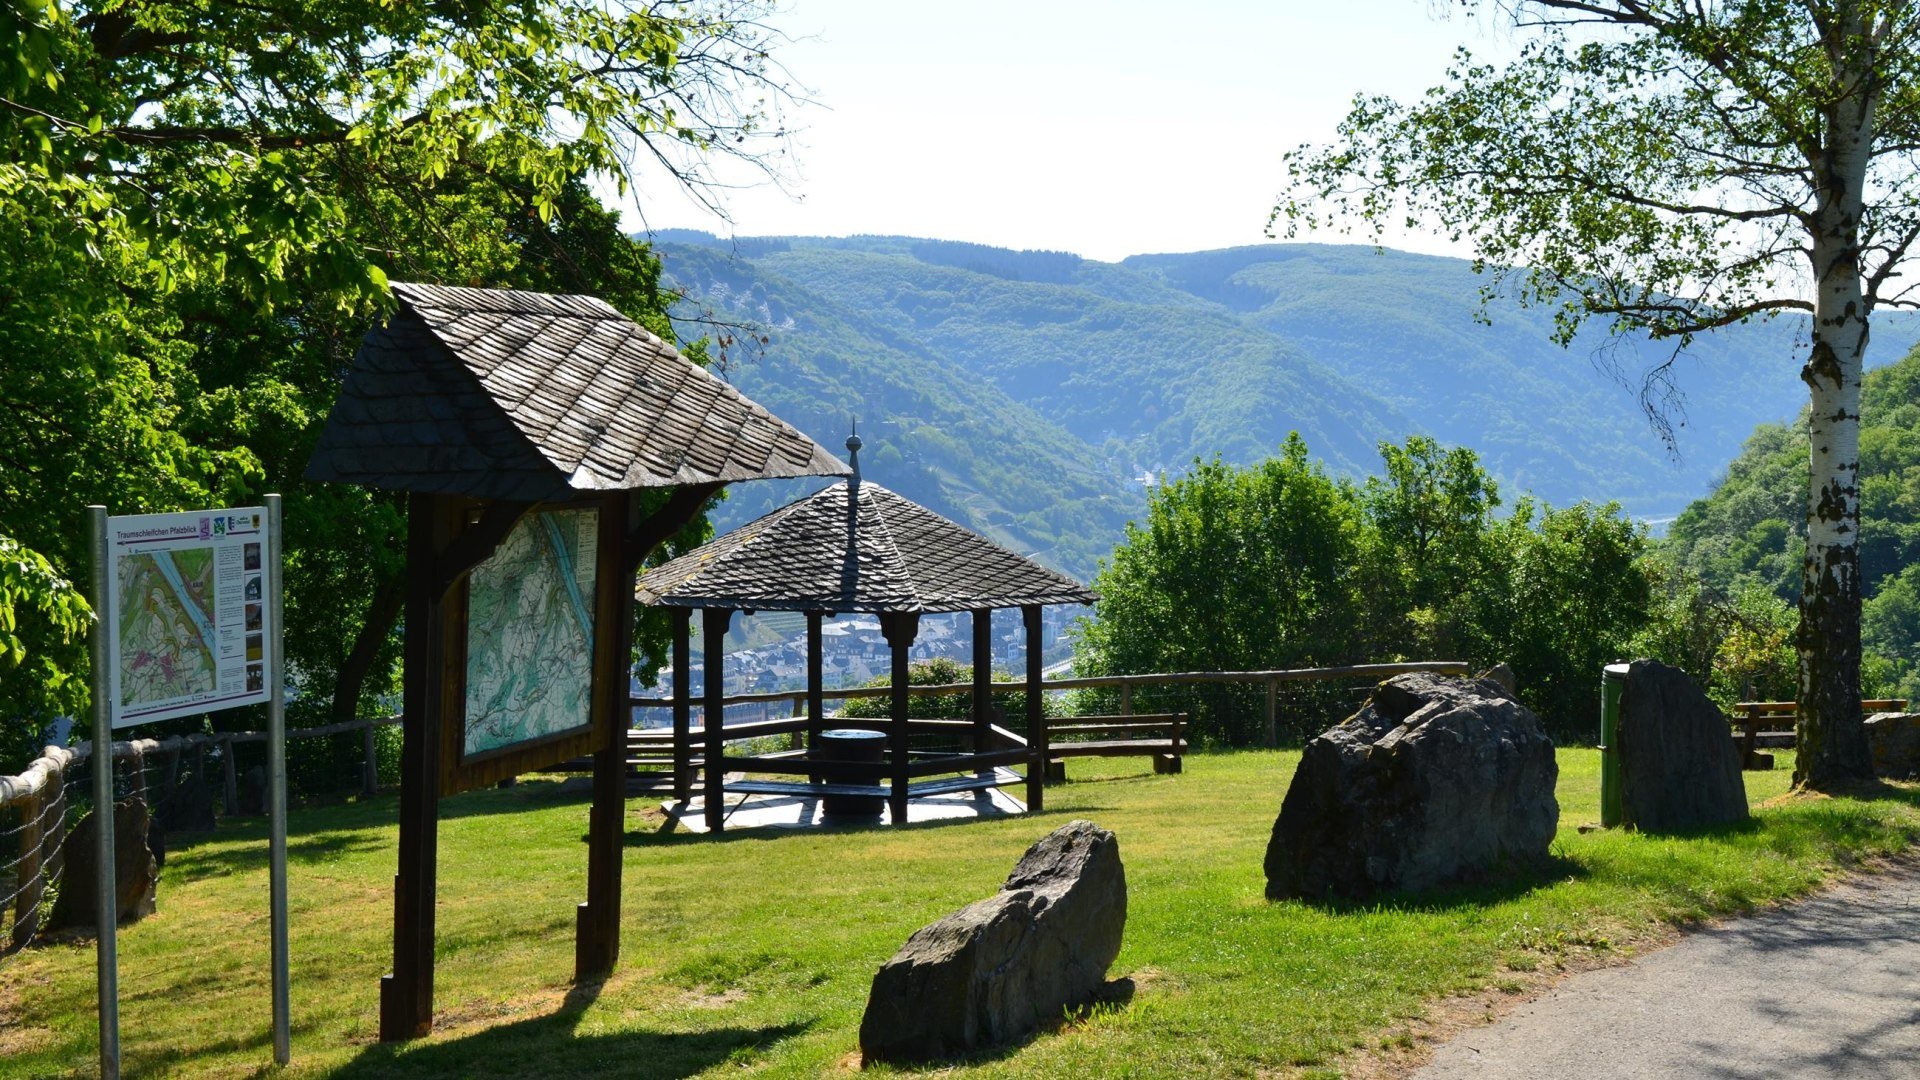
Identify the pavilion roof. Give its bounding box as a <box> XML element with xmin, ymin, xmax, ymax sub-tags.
<box><xmin>305</xmin><ymin>282</ymin><xmax>848</xmax><ymax>502</ymax></box>
<box><xmin>635</xmin><ymin>479</ymin><xmax>1097</xmax><ymax>614</ymax></box>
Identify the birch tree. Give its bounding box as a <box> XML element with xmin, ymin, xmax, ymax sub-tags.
<box><xmin>1276</xmin><ymin>0</ymin><xmax>1920</xmax><ymax>788</ymax></box>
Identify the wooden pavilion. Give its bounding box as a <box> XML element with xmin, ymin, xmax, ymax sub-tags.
<box><xmin>635</xmin><ymin>435</ymin><xmax>1098</xmax><ymax>833</ymax></box>
<box><xmin>305</xmin><ymin>282</ymin><xmax>846</xmax><ymax>1040</ymax></box>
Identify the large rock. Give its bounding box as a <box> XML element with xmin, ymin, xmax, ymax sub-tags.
<box><xmin>1865</xmin><ymin>713</ymin><xmax>1920</xmax><ymax>779</ymax></box>
<box><xmin>154</xmin><ymin>764</ymin><xmax>218</xmax><ymax>836</ymax></box>
<box><xmin>48</xmin><ymin>799</ymin><xmax>159</xmax><ymax>931</ymax></box>
<box><xmin>859</xmin><ymin>820</ymin><xmax>1126</xmax><ymax>1064</ymax></box>
<box><xmin>1618</xmin><ymin>659</ymin><xmax>1748</xmax><ymax>832</ymax></box>
<box><xmin>1265</xmin><ymin>672</ymin><xmax>1558</xmax><ymax>900</ymax></box>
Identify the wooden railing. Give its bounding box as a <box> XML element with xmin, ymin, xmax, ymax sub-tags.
<box><xmin>628</xmin><ymin>661</ymin><xmax>1470</xmax><ymax>748</ymax></box>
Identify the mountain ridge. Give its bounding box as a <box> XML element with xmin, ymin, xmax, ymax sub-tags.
<box><xmin>654</xmin><ymin>230</ymin><xmax>1920</xmax><ymax>578</ymax></box>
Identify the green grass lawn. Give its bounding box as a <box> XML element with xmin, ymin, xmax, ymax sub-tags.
<box><xmin>5</xmin><ymin>750</ymin><xmax>1919</xmax><ymax>1079</ymax></box>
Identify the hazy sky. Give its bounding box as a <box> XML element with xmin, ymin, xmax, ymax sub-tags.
<box><xmin>622</xmin><ymin>0</ymin><xmax>1512</xmax><ymax>262</ymax></box>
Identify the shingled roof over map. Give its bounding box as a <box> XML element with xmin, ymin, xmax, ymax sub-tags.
<box><xmin>305</xmin><ymin>282</ymin><xmax>848</xmax><ymax>501</ymax></box>
<box><xmin>635</xmin><ymin>477</ymin><xmax>1097</xmax><ymax>613</ymax></box>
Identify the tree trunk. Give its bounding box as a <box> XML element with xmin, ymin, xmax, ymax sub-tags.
<box><xmin>1795</xmin><ymin>38</ymin><xmax>1876</xmax><ymax>790</ymax></box>
<box><xmin>331</xmin><ymin>574</ymin><xmax>406</xmax><ymax>724</ymax></box>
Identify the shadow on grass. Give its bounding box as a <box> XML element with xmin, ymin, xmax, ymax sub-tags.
<box><xmin>333</xmin><ymin>981</ymin><xmax>810</xmax><ymax>1079</ymax></box>
<box><xmin>626</xmin><ymin>800</ymin><xmax>1119</xmax><ymax>847</ymax></box>
<box><xmin>162</xmin><ymin>828</ymin><xmax>390</xmax><ymax>884</ymax></box>
<box><xmin>1279</xmin><ymin>854</ymin><xmax>1590</xmax><ymax>914</ymax></box>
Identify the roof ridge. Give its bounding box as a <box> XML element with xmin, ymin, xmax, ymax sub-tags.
<box><xmin>860</xmin><ymin>483</ymin><xmax>925</xmax><ymax>613</ymax></box>
<box><xmin>391</xmin><ymin>281</ymin><xmax>626</xmax><ymax>320</ymax></box>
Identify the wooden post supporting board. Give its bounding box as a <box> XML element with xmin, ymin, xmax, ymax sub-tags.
<box><xmin>381</xmin><ymin>493</ymin><xmax>448</xmax><ymax>1042</ymax></box>
<box><xmin>577</xmin><ymin>493</ymin><xmax>628</xmax><ymax>980</ymax></box>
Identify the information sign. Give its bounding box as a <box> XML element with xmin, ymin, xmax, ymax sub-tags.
<box><xmin>104</xmin><ymin>507</ymin><xmax>272</xmax><ymax>728</ymax></box>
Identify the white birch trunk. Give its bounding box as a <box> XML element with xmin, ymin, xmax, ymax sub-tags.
<box><xmin>1795</xmin><ymin>4</ymin><xmax>1876</xmax><ymax>787</ymax></box>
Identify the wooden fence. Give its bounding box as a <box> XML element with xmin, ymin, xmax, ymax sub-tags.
<box><xmin>0</xmin><ymin>718</ymin><xmax>398</xmax><ymax>957</ymax></box>
<box><xmin>629</xmin><ymin>661</ymin><xmax>1472</xmax><ymax>748</ymax></box>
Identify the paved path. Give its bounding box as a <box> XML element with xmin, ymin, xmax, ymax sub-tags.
<box><xmin>1416</xmin><ymin>864</ymin><xmax>1920</xmax><ymax>1079</ymax></box>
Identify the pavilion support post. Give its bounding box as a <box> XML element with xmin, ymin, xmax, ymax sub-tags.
<box><xmin>1024</xmin><ymin>604</ymin><xmax>1047</xmax><ymax>810</ymax></box>
<box><xmin>881</xmin><ymin>612</ymin><xmax>920</xmax><ymax>825</ymax></box>
<box><xmin>806</xmin><ymin>611</ymin><xmax>826</xmax><ymax>783</ymax></box>
<box><xmin>671</xmin><ymin>610</ymin><xmax>692</xmax><ymax>802</ymax></box>
<box><xmin>703</xmin><ymin>609</ymin><xmax>733</xmax><ymax>832</ymax></box>
<box><xmin>577</xmin><ymin>493</ymin><xmax>628</xmax><ymax>981</ymax></box>
<box><xmin>972</xmin><ymin>609</ymin><xmax>994</xmax><ymax>779</ymax></box>
<box><xmin>382</xmin><ymin>493</ymin><xmax>449</xmax><ymax>1042</ymax></box>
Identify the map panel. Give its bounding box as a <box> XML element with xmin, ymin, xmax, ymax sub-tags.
<box><xmin>117</xmin><ymin>549</ymin><xmax>218</xmax><ymax>706</ymax></box>
<box><xmin>106</xmin><ymin>507</ymin><xmax>272</xmax><ymax>727</ymax></box>
<box><xmin>463</xmin><ymin>508</ymin><xmax>598</xmax><ymax>756</ymax></box>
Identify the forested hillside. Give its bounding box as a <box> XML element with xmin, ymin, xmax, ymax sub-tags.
<box><xmin>659</xmin><ymin>233</ymin><xmax>1920</xmax><ymax>575</ymax></box>
<box><xmin>1666</xmin><ymin>346</ymin><xmax>1920</xmax><ymax>699</ymax></box>
<box><xmin>661</xmin><ymin>243</ymin><xmax>1138</xmax><ymax>577</ymax></box>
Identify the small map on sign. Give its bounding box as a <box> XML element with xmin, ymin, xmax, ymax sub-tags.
<box><xmin>105</xmin><ymin>507</ymin><xmax>270</xmax><ymax>727</ymax></box>
<box><xmin>463</xmin><ymin>509</ymin><xmax>598</xmax><ymax>756</ymax></box>
<box><xmin>117</xmin><ymin>549</ymin><xmax>218</xmax><ymax>706</ymax></box>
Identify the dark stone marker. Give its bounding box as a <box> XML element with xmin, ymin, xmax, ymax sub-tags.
<box><xmin>1265</xmin><ymin>672</ymin><xmax>1559</xmax><ymax>900</ymax></box>
<box><xmin>1618</xmin><ymin>659</ymin><xmax>1748</xmax><ymax>832</ymax></box>
<box><xmin>859</xmin><ymin>820</ymin><xmax>1126</xmax><ymax>1064</ymax></box>
<box><xmin>1865</xmin><ymin>713</ymin><xmax>1920</xmax><ymax>779</ymax></box>
<box><xmin>154</xmin><ymin>764</ymin><xmax>218</xmax><ymax>836</ymax></box>
<box><xmin>48</xmin><ymin>799</ymin><xmax>159</xmax><ymax>931</ymax></box>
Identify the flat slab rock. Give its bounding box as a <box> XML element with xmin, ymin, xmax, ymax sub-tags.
<box><xmin>1265</xmin><ymin>672</ymin><xmax>1559</xmax><ymax>900</ymax></box>
<box><xmin>858</xmin><ymin>820</ymin><xmax>1126</xmax><ymax>1064</ymax></box>
<box><xmin>1618</xmin><ymin>659</ymin><xmax>1747</xmax><ymax>833</ymax></box>
<box><xmin>48</xmin><ymin>799</ymin><xmax>159</xmax><ymax>932</ymax></box>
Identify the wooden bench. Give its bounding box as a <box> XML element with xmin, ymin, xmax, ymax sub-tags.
<box><xmin>1731</xmin><ymin>699</ymin><xmax>1908</xmax><ymax>770</ymax></box>
<box><xmin>1041</xmin><ymin>713</ymin><xmax>1186</xmax><ymax>783</ymax></box>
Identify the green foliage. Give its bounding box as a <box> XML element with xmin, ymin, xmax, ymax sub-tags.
<box><xmin>0</xmin><ymin>534</ymin><xmax>91</xmax><ymax>766</ymax></box>
<box><xmin>1666</xmin><ymin>344</ymin><xmax>1920</xmax><ymax>701</ymax></box>
<box><xmin>1</xmin><ymin>2</ymin><xmax>783</xmax><ymax>765</ymax></box>
<box><xmin>1275</xmin><ymin>4</ymin><xmax>1920</xmax><ymax>348</ymax></box>
<box><xmin>1076</xmin><ymin>435</ymin><xmax>1657</xmax><ymax>742</ymax></box>
<box><xmin>832</xmin><ymin>657</ymin><xmax>1058</xmax><ymax>725</ymax></box>
<box><xmin>1468</xmin><ymin>499</ymin><xmax>1656</xmax><ymax>729</ymax></box>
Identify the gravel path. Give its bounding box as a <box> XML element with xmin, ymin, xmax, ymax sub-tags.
<box><xmin>1415</xmin><ymin>863</ymin><xmax>1920</xmax><ymax>1079</ymax></box>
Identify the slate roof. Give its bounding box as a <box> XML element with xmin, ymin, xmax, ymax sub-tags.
<box><xmin>305</xmin><ymin>282</ymin><xmax>848</xmax><ymax>501</ymax></box>
<box><xmin>635</xmin><ymin>479</ymin><xmax>1097</xmax><ymax>613</ymax></box>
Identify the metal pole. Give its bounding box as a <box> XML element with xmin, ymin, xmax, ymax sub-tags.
<box><xmin>88</xmin><ymin>504</ymin><xmax>120</xmax><ymax>1080</ymax></box>
<box><xmin>266</xmin><ymin>494</ymin><xmax>291</xmax><ymax>1064</ymax></box>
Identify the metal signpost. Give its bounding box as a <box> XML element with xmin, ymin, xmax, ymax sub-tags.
<box><xmin>86</xmin><ymin>496</ymin><xmax>291</xmax><ymax>1078</ymax></box>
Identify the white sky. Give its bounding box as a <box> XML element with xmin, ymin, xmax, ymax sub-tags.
<box><xmin>619</xmin><ymin>0</ymin><xmax>1512</xmax><ymax>262</ymax></box>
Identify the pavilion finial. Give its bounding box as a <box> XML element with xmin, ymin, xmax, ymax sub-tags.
<box><xmin>846</xmin><ymin>418</ymin><xmax>863</xmax><ymax>479</ymax></box>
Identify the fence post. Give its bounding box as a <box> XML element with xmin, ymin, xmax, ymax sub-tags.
<box><xmin>1264</xmin><ymin>680</ymin><xmax>1278</xmax><ymax>748</ymax></box>
<box><xmin>1120</xmin><ymin>682</ymin><xmax>1132</xmax><ymax>717</ymax></box>
<box><xmin>362</xmin><ymin>722</ymin><xmax>380</xmax><ymax>798</ymax></box>
<box><xmin>8</xmin><ymin>785</ymin><xmax>44</xmax><ymax>954</ymax></box>
<box><xmin>222</xmin><ymin>735</ymin><xmax>240</xmax><ymax>817</ymax></box>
